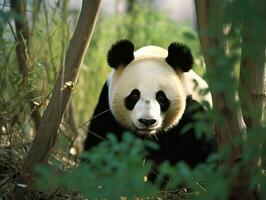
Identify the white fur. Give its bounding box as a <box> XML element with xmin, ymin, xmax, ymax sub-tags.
<box><xmin>134</xmin><ymin>45</ymin><xmax>167</xmax><ymax>59</ymax></box>
<box><xmin>107</xmin><ymin>71</ymin><xmax>114</xmax><ymax>107</ymax></box>
<box><xmin>110</xmin><ymin>58</ymin><xmax>186</xmax><ymax>134</ymax></box>
<box><xmin>108</xmin><ymin>45</ymin><xmax>212</xmax><ymax>135</ymax></box>
<box><xmin>131</xmin><ymin>98</ymin><xmax>162</xmax><ymax>134</ymax></box>
<box><xmin>134</xmin><ymin>46</ymin><xmax>212</xmax><ymax>107</ymax></box>
<box><xmin>182</xmin><ymin>71</ymin><xmax>213</xmax><ymax>108</ymax></box>
<box><xmin>108</xmin><ymin>68</ymin><xmax>163</xmax><ymax>134</ymax></box>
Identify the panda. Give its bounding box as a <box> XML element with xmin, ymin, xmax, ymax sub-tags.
<box><xmin>84</xmin><ymin>39</ymin><xmax>216</xmax><ymax>173</ymax></box>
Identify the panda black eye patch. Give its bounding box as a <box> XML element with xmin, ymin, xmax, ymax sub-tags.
<box><xmin>125</xmin><ymin>89</ymin><xmax>140</xmax><ymax>110</ymax></box>
<box><xmin>156</xmin><ymin>90</ymin><xmax>170</xmax><ymax>112</ymax></box>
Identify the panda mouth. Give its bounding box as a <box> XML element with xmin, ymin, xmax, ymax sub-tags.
<box><xmin>132</xmin><ymin>121</ymin><xmax>161</xmax><ymax>135</ymax></box>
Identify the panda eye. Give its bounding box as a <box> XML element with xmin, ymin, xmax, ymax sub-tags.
<box><xmin>156</xmin><ymin>90</ymin><xmax>170</xmax><ymax>112</ymax></box>
<box><xmin>130</xmin><ymin>89</ymin><xmax>140</xmax><ymax>100</ymax></box>
<box><xmin>156</xmin><ymin>91</ymin><xmax>166</xmax><ymax>102</ymax></box>
<box><xmin>125</xmin><ymin>89</ymin><xmax>140</xmax><ymax>110</ymax></box>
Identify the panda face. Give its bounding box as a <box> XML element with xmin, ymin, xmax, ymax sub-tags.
<box><xmin>110</xmin><ymin>58</ymin><xmax>186</xmax><ymax>135</ymax></box>
<box><xmin>124</xmin><ymin>88</ymin><xmax>170</xmax><ymax>134</ymax></box>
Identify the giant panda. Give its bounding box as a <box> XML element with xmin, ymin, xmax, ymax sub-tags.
<box><xmin>84</xmin><ymin>39</ymin><xmax>216</xmax><ymax>175</ymax></box>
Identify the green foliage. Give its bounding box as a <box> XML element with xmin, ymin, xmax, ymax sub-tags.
<box><xmin>36</xmin><ymin>133</ymin><xmax>158</xmax><ymax>199</ymax></box>
<box><xmin>35</xmin><ymin>133</ymin><xmax>224</xmax><ymax>200</ymax></box>
<box><xmin>1</xmin><ymin>0</ymin><xmax>266</xmax><ymax>199</ymax></box>
<box><xmin>35</xmin><ymin>132</ymin><xmax>233</xmax><ymax>200</ymax></box>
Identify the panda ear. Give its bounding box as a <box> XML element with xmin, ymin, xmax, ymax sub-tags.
<box><xmin>165</xmin><ymin>42</ymin><xmax>193</xmax><ymax>72</ymax></box>
<box><xmin>107</xmin><ymin>39</ymin><xmax>135</xmax><ymax>69</ymax></box>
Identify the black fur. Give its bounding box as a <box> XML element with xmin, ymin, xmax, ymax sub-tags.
<box><xmin>165</xmin><ymin>43</ymin><xmax>194</xmax><ymax>72</ymax></box>
<box><xmin>84</xmin><ymin>82</ymin><xmax>125</xmax><ymax>150</ymax></box>
<box><xmin>107</xmin><ymin>39</ymin><xmax>135</xmax><ymax>68</ymax></box>
<box><xmin>124</xmin><ymin>89</ymin><xmax>140</xmax><ymax>110</ymax></box>
<box><xmin>156</xmin><ymin>90</ymin><xmax>170</xmax><ymax>112</ymax></box>
<box><xmin>84</xmin><ymin>82</ymin><xmax>216</xmax><ymax>169</ymax></box>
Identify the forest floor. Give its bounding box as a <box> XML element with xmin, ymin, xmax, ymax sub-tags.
<box><xmin>0</xmin><ymin>132</ymin><xmax>85</xmax><ymax>200</ymax></box>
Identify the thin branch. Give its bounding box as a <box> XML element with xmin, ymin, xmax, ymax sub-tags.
<box><xmin>10</xmin><ymin>0</ymin><xmax>41</xmax><ymax>130</ymax></box>
<box><xmin>10</xmin><ymin>0</ymin><xmax>30</xmax><ymax>76</ymax></box>
<box><xmin>43</xmin><ymin>1</ymin><xmax>57</xmax><ymax>75</ymax></box>
<box><xmin>28</xmin><ymin>0</ymin><xmax>102</xmax><ymax>169</ymax></box>
<box><xmin>30</xmin><ymin>0</ymin><xmax>43</xmax><ymax>34</ymax></box>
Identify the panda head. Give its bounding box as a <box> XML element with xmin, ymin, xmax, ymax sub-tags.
<box><xmin>107</xmin><ymin>39</ymin><xmax>194</xmax><ymax>135</ymax></box>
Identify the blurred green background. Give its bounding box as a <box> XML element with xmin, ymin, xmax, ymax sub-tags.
<box><xmin>1</xmin><ymin>0</ymin><xmax>265</xmax><ymax>199</ymax></box>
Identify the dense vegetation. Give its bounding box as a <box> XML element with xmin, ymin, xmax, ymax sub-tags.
<box><xmin>0</xmin><ymin>0</ymin><xmax>265</xmax><ymax>199</ymax></box>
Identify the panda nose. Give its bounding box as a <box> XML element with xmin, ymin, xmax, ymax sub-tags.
<box><xmin>138</xmin><ymin>118</ymin><xmax>157</xmax><ymax>127</ymax></box>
